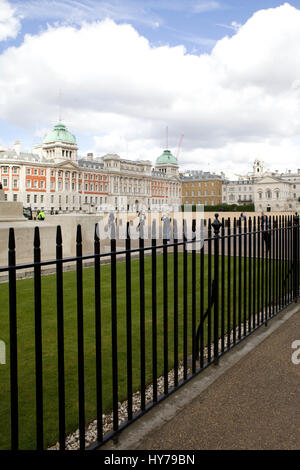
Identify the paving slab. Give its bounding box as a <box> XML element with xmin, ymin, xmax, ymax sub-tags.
<box><xmin>100</xmin><ymin>303</ymin><xmax>300</xmax><ymax>451</ymax></box>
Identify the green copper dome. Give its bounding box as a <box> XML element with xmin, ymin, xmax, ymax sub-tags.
<box><xmin>43</xmin><ymin>123</ymin><xmax>77</xmax><ymax>145</ymax></box>
<box><xmin>156</xmin><ymin>149</ymin><xmax>178</xmax><ymax>165</ymax></box>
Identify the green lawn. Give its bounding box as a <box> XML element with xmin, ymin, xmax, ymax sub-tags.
<box><xmin>0</xmin><ymin>252</ymin><xmax>287</xmax><ymax>449</ymax></box>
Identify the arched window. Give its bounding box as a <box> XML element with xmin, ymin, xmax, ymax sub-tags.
<box><xmin>266</xmin><ymin>190</ymin><xmax>272</xmax><ymax>199</ymax></box>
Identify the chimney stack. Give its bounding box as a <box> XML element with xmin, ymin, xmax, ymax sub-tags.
<box><xmin>13</xmin><ymin>141</ymin><xmax>21</xmax><ymax>155</ymax></box>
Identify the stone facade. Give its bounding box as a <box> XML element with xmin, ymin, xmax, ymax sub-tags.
<box><xmin>0</xmin><ymin>124</ymin><xmax>182</xmax><ymax>214</ymax></box>
<box><xmin>181</xmin><ymin>171</ymin><xmax>223</xmax><ymax>206</ymax></box>
<box><xmin>222</xmin><ymin>159</ymin><xmax>300</xmax><ymax>212</ymax></box>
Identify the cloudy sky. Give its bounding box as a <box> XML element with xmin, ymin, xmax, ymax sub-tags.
<box><xmin>1</xmin><ymin>0</ymin><xmax>300</xmax><ymax>176</ymax></box>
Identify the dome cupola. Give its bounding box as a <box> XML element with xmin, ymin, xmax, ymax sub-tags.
<box><xmin>156</xmin><ymin>149</ymin><xmax>178</xmax><ymax>165</ymax></box>
<box><xmin>43</xmin><ymin>123</ymin><xmax>77</xmax><ymax>145</ymax></box>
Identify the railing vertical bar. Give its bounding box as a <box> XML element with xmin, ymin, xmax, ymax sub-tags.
<box><xmin>233</xmin><ymin>218</ymin><xmax>237</xmax><ymax>344</ymax></box>
<box><xmin>34</xmin><ymin>227</ymin><xmax>43</xmax><ymax>450</ymax></box>
<box><xmin>287</xmin><ymin>216</ymin><xmax>290</xmax><ymax>302</ymax></box>
<box><xmin>275</xmin><ymin>216</ymin><xmax>279</xmax><ymax>312</ymax></box>
<box><xmin>257</xmin><ymin>216</ymin><xmax>261</xmax><ymax>325</ymax></box>
<box><xmin>200</xmin><ymin>241</ymin><xmax>204</xmax><ymax>368</ymax></box>
<box><xmin>295</xmin><ymin>214</ymin><xmax>300</xmax><ymax>301</ymax></box>
<box><xmin>183</xmin><ymin>219</ymin><xmax>188</xmax><ymax>379</ymax></box>
<box><xmin>192</xmin><ymin>219</ymin><xmax>196</xmax><ymax>374</ymax></box>
<box><xmin>272</xmin><ymin>216</ymin><xmax>275</xmax><ymax>315</ymax></box>
<box><xmin>173</xmin><ymin>219</ymin><xmax>179</xmax><ymax>386</ymax></box>
<box><xmin>163</xmin><ymin>221</ymin><xmax>169</xmax><ymax>395</ymax></box>
<box><xmin>284</xmin><ymin>216</ymin><xmax>287</xmax><ymax>307</ymax></box>
<box><xmin>76</xmin><ymin>225</ymin><xmax>85</xmax><ymax>450</ymax></box>
<box><xmin>261</xmin><ymin>216</ymin><xmax>265</xmax><ymax>326</ymax></box>
<box><xmin>139</xmin><ymin>226</ymin><xmax>146</xmax><ymax>409</ymax></box>
<box><xmin>279</xmin><ymin>216</ymin><xmax>282</xmax><ymax>310</ymax></box>
<box><xmin>289</xmin><ymin>216</ymin><xmax>292</xmax><ymax>302</ymax></box>
<box><xmin>268</xmin><ymin>215</ymin><xmax>272</xmax><ymax>318</ymax></box>
<box><xmin>252</xmin><ymin>217</ymin><xmax>256</xmax><ymax>330</ymax></box>
<box><xmin>243</xmin><ymin>217</ymin><xmax>247</xmax><ymax>335</ymax></box>
<box><xmin>207</xmin><ymin>218</ymin><xmax>212</xmax><ymax>362</ymax></box>
<box><xmin>248</xmin><ymin>217</ymin><xmax>252</xmax><ymax>334</ymax></box>
<box><xmin>56</xmin><ymin>225</ymin><xmax>65</xmax><ymax>451</ymax></box>
<box><xmin>212</xmin><ymin>214</ymin><xmax>221</xmax><ymax>362</ymax></box>
<box><xmin>227</xmin><ymin>217</ymin><xmax>231</xmax><ymax>349</ymax></box>
<box><xmin>265</xmin><ymin>216</ymin><xmax>269</xmax><ymax>326</ymax></box>
<box><xmin>221</xmin><ymin>217</ymin><xmax>225</xmax><ymax>353</ymax></box>
<box><xmin>110</xmin><ymin>223</ymin><xmax>118</xmax><ymax>431</ymax></box>
<box><xmin>126</xmin><ymin>223</ymin><xmax>133</xmax><ymax>420</ymax></box>
<box><xmin>151</xmin><ymin>221</ymin><xmax>157</xmax><ymax>401</ymax></box>
<box><xmin>238</xmin><ymin>218</ymin><xmax>242</xmax><ymax>339</ymax></box>
<box><xmin>8</xmin><ymin>228</ymin><xmax>18</xmax><ymax>451</ymax></box>
<box><xmin>94</xmin><ymin>224</ymin><xmax>103</xmax><ymax>441</ymax></box>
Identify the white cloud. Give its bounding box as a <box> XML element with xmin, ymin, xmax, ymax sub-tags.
<box><xmin>1</xmin><ymin>3</ymin><xmax>300</xmax><ymax>172</ymax></box>
<box><xmin>193</xmin><ymin>1</ymin><xmax>221</xmax><ymax>13</ymax></box>
<box><xmin>0</xmin><ymin>0</ymin><xmax>21</xmax><ymax>41</ymax></box>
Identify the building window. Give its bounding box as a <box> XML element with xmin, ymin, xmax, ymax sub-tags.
<box><xmin>27</xmin><ymin>195</ymin><xmax>30</xmax><ymax>203</ymax></box>
<box><xmin>34</xmin><ymin>195</ymin><xmax>37</xmax><ymax>203</ymax></box>
<box><xmin>2</xmin><ymin>178</ymin><xmax>8</xmax><ymax>187</ymax></box>
<box><xmin>13</xmin><ymin>194</ymin><xmax>17</xmax><ymax>202</ymax></box>
<box><xmin>13</xmin><ymin>179</ymin><xmax>18</xmax><ymax>189</ymax></box>
<box><xmin>2</xmin><ymin>167</ymin><xmax>8</xmax><ymax>174</ymax></box>
<box><xmin>26</xmin><ymin>180</ymin><xmax>31</xmax><ymax>188</ymax></box>
<box><xmin>27</xmin><ymin>169</ymin><xmax>31</xmax><ymax>175</ymax></box>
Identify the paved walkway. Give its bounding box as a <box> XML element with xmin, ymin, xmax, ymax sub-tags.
<box><xmin>102</xmin><ymin>303</ymin><xmax>300</xmax><ymax>451</ymax></box>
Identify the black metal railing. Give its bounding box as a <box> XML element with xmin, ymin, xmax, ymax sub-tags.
<box><xmin>0</xmin><ymin>213</ymin><xmax>299</xmax><ymax>450</ymax></box>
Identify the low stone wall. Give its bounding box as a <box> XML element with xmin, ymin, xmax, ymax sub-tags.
<box><xmin>0</xmin><ymin>210</ymin><xmax>294</xmax><ymax>268</ymax></box>
<box><xmin>0</xmin><ymin>201</ymin><xmax>25</xmax><ymax>222</ymax></box>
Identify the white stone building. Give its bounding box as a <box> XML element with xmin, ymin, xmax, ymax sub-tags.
<box><xmin>0</xmin><ymin>123</ymin><xmax>182</xmax><ymax>215</ymax></box>
<box><xmin>222</xmin><ymin>159</ymin><xmax>300</xmax><ymax>212</ymax></box>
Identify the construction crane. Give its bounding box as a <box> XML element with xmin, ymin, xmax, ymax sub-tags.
<box><xmin>176</xmin><ymin>134</ymin><xmax>184</xmax><ymax>160</ymax></box>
